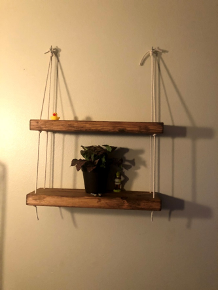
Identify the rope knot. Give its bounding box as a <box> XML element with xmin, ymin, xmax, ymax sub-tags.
<box><xmin>44</xmin><ymin>46</ymin><xmax>60</xmax><ymax>58</ymax></box>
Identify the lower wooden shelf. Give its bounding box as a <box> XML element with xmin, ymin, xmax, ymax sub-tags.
<box><xmin>26</xmin><ymin>188</ymin><xmax>162</xmax><ymax>211</ymax></box>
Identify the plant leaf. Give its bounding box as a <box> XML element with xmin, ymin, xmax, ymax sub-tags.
<box><xmin>91</xmin><ymin>153</ymin><xmax>95</xmax><ymax>161</ymax></box>
<box><xmin>102</xmin><ymin>145</ymin><xmax>112</xmax><ymax>152</ymax></box>
<box><xmin>102</xmin><ymin>145</ymin><xmax>117</xmax><ymax>152</ymax></box>
<box><xmin>71</xmin><ymin>159</ymin><xmax>87</xmax><ymax>171</ymax></box>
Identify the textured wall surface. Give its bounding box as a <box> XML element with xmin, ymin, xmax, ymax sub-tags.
<box><xmin>0</xmin><ymin>1</ymin><xmax>217</xmax><ymax>289</ymax></box>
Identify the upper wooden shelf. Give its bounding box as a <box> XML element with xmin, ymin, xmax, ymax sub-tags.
<box><xmin>26</xmin><ymin>188</ymin><xmax>161</xmax><ymax>211</ymax></box>
<box><xmin>30</xmin><ymin>120</ymin><xmax>164</xmax><ymax>135</ymax></box>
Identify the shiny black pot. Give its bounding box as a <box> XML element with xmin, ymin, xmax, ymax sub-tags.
<box><xmin>82</xmin><ymin>167</ymin><xmax>108</xmax><ymax>194</ymax></box>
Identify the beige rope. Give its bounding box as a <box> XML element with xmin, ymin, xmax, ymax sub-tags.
<box><xmin>140</xmin><ymin>47</ymin><xmax>163</xmax><ymax>221</ymax></box>
<box><xmin>35</xmin><ymin>47</ymin><xmax>57</xmax><ymax>219</ymax></box>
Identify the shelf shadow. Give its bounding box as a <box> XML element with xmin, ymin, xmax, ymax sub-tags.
<box><xmin>158</xmin><ymin>193</ymin><xmax>212</xmax><ymax>227</ymax></box>
<box><xmin>163</xmin><ymin>125</ymin><xmax>214</xmax><ymax>139</ymax></box>
<box><xmin>163</xmin><ymin>125</ymin><xmax>187</xmax><ymax>137</ymax></box>
<box><xmin>62</xmin><ymin>193</ymin><xmax>212</xmax><ymax>229</ymax></box>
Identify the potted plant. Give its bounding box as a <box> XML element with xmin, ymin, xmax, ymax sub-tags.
<box><xmin>71</xmin><ymin>145</ymin><xmax>122</xmax><ymax>196</ymax></box>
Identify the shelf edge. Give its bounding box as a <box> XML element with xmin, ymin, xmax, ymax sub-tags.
<box><xmin>30</xmin><ymin>120</ymin><xmax>164</xmax><ymax>135</ymax></box>
<box><xmin>26</xmin><ymin>189</ymin><xmax>162</xmax><ymax>211</ymax></box>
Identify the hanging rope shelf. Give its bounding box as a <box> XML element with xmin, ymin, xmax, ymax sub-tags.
<box><xmin>30</xmin><ymin>120</ymin><xmax>164</xmax><ymax>134</ymax></box>
<box><xmin>26</xmin><ymin>46</ymin><xmax>164</xmax><ymax>214</ymax></box>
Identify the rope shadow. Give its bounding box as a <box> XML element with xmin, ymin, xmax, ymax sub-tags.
<box><xmin>157</xmin><ymin>54</ymin><xmax>197</xmax><ymax>201</ymax></box>
<box><xmin>57</xmin><ymin>55</ymin><xmax>78</xmax><ymax>120</ymax></box>
<box><xmin>156</xmin><ymin>53</ymin><xmax>214</xmax><ymax>227</ymax></box>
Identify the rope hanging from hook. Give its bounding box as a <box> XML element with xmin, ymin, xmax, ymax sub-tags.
<box><xmin>44</xmin><ymin>49</ymin><xmax>54</xmax><ymax>189</ymax></box>
<box><xmin>140</xmin><ymin>47</ymin><xmax>163</xmax><ymax>221</ymax></box>
<box><xmin>34</xmin><ymin>46</ymin><xmax>58</xmax><ymax>219</ymax></box>
<box><xmin>35</xmin><ymin>47</ymin><xmax>54</xmax><ymax>194</ymax></box>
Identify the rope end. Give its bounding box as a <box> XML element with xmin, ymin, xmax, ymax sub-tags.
<box><xmin>151</xmin><ymin>211</ymin><xmax>154</xmax><ymax>222</ymax></box>
<box><xmin>35</xmin><ymin>206</ymin><xmax>39</xmax><ymax>220</ymax></box>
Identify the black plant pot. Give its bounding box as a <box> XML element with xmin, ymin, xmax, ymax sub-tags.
<box><xmin>82</xmin><ymin>167</ymin><xmax>108</xmax><ymax>195</ymax></box>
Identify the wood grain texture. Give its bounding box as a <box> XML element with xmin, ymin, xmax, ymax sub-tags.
<box><xmin>26</xmin><ymin>188</ymin><xmax>162</xmax><ymax>211</ymax></box>
<box><xmin>30</xmin><ymin>120</ymin><xmax>164</xmax><ymax>134</ymax></box>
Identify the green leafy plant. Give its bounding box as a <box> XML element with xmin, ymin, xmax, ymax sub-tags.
<box><xmin>71</xmin><ymin>145</ymin><xmax>122</xmax><ymax>172</ymax></box>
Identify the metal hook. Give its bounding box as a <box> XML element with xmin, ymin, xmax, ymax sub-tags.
<box><xmin>44</xmin><ymin>46</ymin><xmax>53</xmax><ymax>55</ymax></box>
<box><xmin>140</xmin><ymin>47</ymin><xmax>164</xmax><ymax>66</ymax></box>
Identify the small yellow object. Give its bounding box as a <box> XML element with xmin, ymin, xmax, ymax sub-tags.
<box><xmin>51</xmin><ymin>113</ymin><xmax>60</xmax><ymax>120</ymax></box>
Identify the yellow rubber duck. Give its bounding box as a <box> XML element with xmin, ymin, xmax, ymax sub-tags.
<box><xmin>50</xmin><ymin>113</ymin><xmax>60</xmax><ymax>120</ymax></box>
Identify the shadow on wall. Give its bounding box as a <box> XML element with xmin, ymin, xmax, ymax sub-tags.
<box><xmin>63</xmin><ymin>193</ymin><xmax>212</xmax><ymax>229</ymax></box>
<box><xmin>161</xmin><ymin>125</ymin><xmax>214</xmax><ymax>200</ymax></box>
<box><xmin>108</xmin><ymin>147</ymin><xmax>145</xmax><ymax>191</ymax></box>
<box><xmin>158</xmin><ymin>56</ymin><xmax>214</xmax><ymax>201</ymax></box>
<box><xmin>0</xmin><ymin>162</ymin><xmax>6</xmax><ymax>290</ymax></box>
<box><xmin>158</xmin><ymin>193</ymin><xmax>212</xmax><ymax>228</ymax></box>
<box><xmin>156</xmin><ymin>54</ymin><xmax>214</xmax><ymax>227</ymax></box>
<box><xmin>158</xmin><ymin>124</ymin><xmax>214</xmax><ymax>229</ymax></box>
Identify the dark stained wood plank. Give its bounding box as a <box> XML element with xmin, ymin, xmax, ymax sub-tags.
<box><xmin>26</xmin><ymin>188</ymin><xmax>161</xmax><ymax>211</ymax></box>
<box><xmin>30</xmin><ymin>120</ymin><xmax>164</xmax><ymax>135</ymax></box>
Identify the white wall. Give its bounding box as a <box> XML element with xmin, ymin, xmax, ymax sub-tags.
<box><xmin>0</xmin><ymin>1</ymin><xmax>217</xmax><ymax>289</ymax></box>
